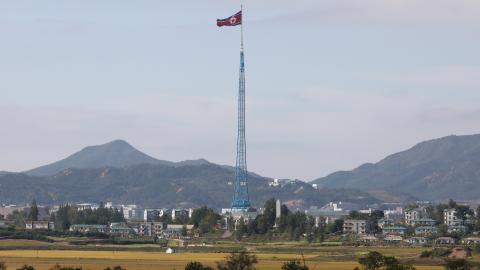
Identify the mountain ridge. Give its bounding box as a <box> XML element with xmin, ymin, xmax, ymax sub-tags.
<box><xmin>313</xmin><ymin>134</ymin><xmax>480</xmax><ymax>201</ymax></box>
<box><xmin>0</xmin><ymin>163</ymin><xmax>381</xmax><ymax>209</ymax></box>
<box><xmin>26</xmin><ymin>140</ymin><xmax>212</xmax><ymax>176</ymax></box>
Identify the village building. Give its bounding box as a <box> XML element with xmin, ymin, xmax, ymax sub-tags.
<box><xmin>444</xmin><ymin>209</ymin><xmax>461</xmax><ymax>226</ymax></box>
<box><xmin>70</xmin><ymin>224</ymin><xmax>108</xmax><ymax>233</ymax></box>
<box><xmin>410</xmin><ymin>218</ymin><xmax>436</xmax><ymax>227</ymax></box>
<box><xmin>405</xmin><ymin>237</ymin><xmax>427</xmax><ymax>245</ymax></box>
<box><xmin>435</xmin><ymin>237</ymin><xmax>455</xmax><ymax>245</ymax></box>
<box><xmin>415</xmin><ymin>226</ymin><xmax>438</xmax><ymax>235</ymax></box>
<box><xmin>382</xmin><ymin>226</ymin><xmax>407</xmax><ymax>235</ymax></box>
<box><xmin>462</xmin><ymin>237</ymin><xmax>480</xmax><ymax>245</ymax></box>
<box><xmin>343</xmin><ymin>220</ymin><xmax>366</xmax><ymax>235</ymax></box>
<box><xmin>25</xmin><ymin>221</ymin><xmax>55</xmax><ymax>230</ymax></box>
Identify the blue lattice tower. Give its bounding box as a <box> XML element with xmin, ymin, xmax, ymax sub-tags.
<box><xmin>231</xmin><ymin>13</ymin><xmax>251</xmax><ymax>210</ymax></box>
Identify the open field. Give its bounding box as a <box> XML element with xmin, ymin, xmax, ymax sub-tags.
<box><xmin>0</xmin><ymin>250</ymin><xmax>446</xmax><ymax>270</ymax></box>
<box><xmin>0</xmin><ymin>239</ymin><xmax>476</xmax><ymax>270</ymax></box>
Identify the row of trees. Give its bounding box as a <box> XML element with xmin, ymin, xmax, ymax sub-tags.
<box><xmin>51</xmin><ymin>204</ymin><xmax>125</xmax><ymax>231</ymax></box>
<box><xmin>153</xmin><ymin>206</ymin><xmax>223</xmax><ymax>235</ymax></box>
<box><xmin>234</xmin><ymin>198</ymin><xmax>329</xmax><ymax>241</ymax></box>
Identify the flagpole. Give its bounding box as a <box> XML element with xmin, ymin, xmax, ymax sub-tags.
<box><xmin>240</xmin><ymin>4</ymin><xmax>244</xmax><ymax>52</ymax></box>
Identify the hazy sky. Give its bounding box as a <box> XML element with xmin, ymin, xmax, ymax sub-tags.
<box><xmin>1</xmin><ymin>0</ymin><xmax>480</xmax><ymax>180</ymax></box>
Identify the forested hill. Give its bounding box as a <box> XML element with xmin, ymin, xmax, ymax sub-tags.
<box><xmin>313</xmin><ymin>134</ymin><xmax>480</xmax><ymax>201</ymax></box>
<box><xmin>0</xmin><ymin>163</ymin><xmax>380</xmax><ymax>209</ymax></box>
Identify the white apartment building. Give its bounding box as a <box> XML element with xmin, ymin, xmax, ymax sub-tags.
<box><xmin>444</xmin><ymin>208</ymin><xmax>461</xmax><ymax>226</ymax></box>
<box><xmin>405</xmin><ymin>208</ymin><xmax>422</xmax><ymax>225</ymax></box>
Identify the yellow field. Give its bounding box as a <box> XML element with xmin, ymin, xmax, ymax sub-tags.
<box><xmin>0</xmin><ymin>250</ymin><xmax>444</xmax><ymax>270</ymax></box>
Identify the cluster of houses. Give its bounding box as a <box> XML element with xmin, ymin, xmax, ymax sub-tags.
<box><xmin>339</xmin><ymin>204</ymin><xmax>480</xmax><ymax>245</ymax></box>
<box><xmin>1</xmin><ymin>203</ymin><xmax>197</xmax><ymax>239</ymax></box>
<box><xmin>68</xmin><ymin>222</ymin><xmax>195</xmax><ymax>238</ymax></box>
<box><xmin>4</xmin><ymin>200</ymin><xmax>480</xmax><ymax>245</ymax></box>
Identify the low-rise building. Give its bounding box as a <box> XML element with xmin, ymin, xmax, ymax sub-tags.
<box><xmin>382</xmin><ymin>226</ymin><xmax>407</xmax><ymax>235</ymax></box>
<box><xmin>109</xmin><ymin>223</ymin><xmax>133</xmax><ymax>236</ymax></box>
<box><xmin>448</xmin><ymin>225</ymin><xmax>468</xmax><ymax>233</ymax></box>
<box><xmin>436</xmin><ymin>237</ymin><xmax>455</xmax><ymax>245</ymax></box>
<box><xmin>361</xmin><ymin>235</ymin><xmax>378</xmax><ymax>243</ymax></box>
<box><xmin>462</xmin><ymin>237</ymin><xmax>480</xmax><ymax>245</ymax></box>
<box><xmin>406</xmin><ymin>237</ymin><xmax>427</xmax><ymax>245</ymax></box>
<box><xmin>138</xmin><ymin>222</ymin><xmax>165</xmax><ymax>237</ymax></box>
<box><xmin>0</xmin><ymin>205</ymin><xmax>25</xmax><ymax>218</ymax></box>
<box><xmin>305</xmin><ymin>206</ymin><xmax>347</xmax><ymax>226</ymax></box>
<box><xmin>410</xmin><ymin>218</ymin><xmax>436</xmax><ymax>227</ymax></box>
<box><xmin>25</xmin><ymin>221</ymin><xmax>55</xmax><ymax>230</ymax></box>
<box><xmin>163</xmin><ymin>224</ymin><xmax>194</xmax><ymax>238</ymax></box>
<box><xmin>384</xmin><ymin>235</ymin><xmax>403</xmax><ymax>243</ymax></box>
<box><xmin>70</xmin><ymin>224</ymin><xmax>108</xmax><ymax>233</ymax></box>
<box><xmin>378</xmin><ymin>218</ymin><xmax>395</xmax><ymax>229</ymax></box>
<box><xmin>415</xmin><ymin>226</ymin><xmax>437</xmax><ymax>235</ymax></box>
<box><xmin>75</xmin><ymin>203</ymin><xmax>99</xmax><ymax>211</ymax></box>
<box><xmin>343</xmin><ymin>220</ymin><xmax>366</xmax><ymax>235</ymax></box>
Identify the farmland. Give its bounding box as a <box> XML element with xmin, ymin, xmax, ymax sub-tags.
<box><xmin>0</xmin><ymin>240</ymin><xmax>457</xmax><ymax>270</ymax></box>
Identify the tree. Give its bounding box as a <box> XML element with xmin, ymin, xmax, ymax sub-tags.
<box><xmin>49</xmin><ymin>264</ymin><xmax>84</xmax><ymax>270</ymax></box>
<box><xmin>216</xmin><ymin>252</ymin><xmax>258</xmax><ymax>270</ymax></box>
<box><xmin>181</xmin><ymin>225</ymin><xmax>188</xmax><ymax>237</ymax></box>
<box><xmin>28</xmin><ymin>200</ymin><xmax>39</xmax><ymax>221</ymax></box>
<box><xmin>357</xmin><ymin>252</ymin><xmax>416</xmax><ymax>270</ymax></box>
<box><xmin>103</xmin><ymin>267</ymin><xmax>126</xmax><ymax>270</ymax></box>
<box><xmin>17</xmin><ymin>265</ymin><xmax>35</xmax><ymax>270</ymax></box>
<box><xmin>191</xmin><ymin>207</ymin><xmax>220</xmax><ymax>234</ymax></box>
<box><xmin>185</xmin><ymin>262</ymin><xmax>213</xmax><ymax>270</ymax></box>
<box><xmin>448</xmin><ymin>199</ymin><xmax>457</xmax><ymax>209</ymax></box>
<box><xmin>327</xmin><ymin>219</ymin><xmax>344</xmax><ymax>234</ymax></box>
<box><xmin>454</xmin><ymin>205</ymin><xmax>473</xmax><ymax>224</ymax></box>
<box><xmin>383</xmin><ymin>256</ymin><xmax>416</xmax><ymax>270</ymax></box>
<box><xmin>445</xmin><ymin>259</ymin><xmax>470</xmax><ymax>270</ymax></box>
<box><xmin>281</xmin><ymin>260</ymin><xmax>309</xmax><ymax>270</ymax></box>
<box><xmin>358</xmin><ymin>251</ymin><xmax>384</xmax><ymax>270</ymax></box>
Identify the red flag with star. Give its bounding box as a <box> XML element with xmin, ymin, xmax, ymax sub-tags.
<box><xmin>217</xmin><ymin>11</ymin><xmax>242</xmax><ymax>27</ymax></box>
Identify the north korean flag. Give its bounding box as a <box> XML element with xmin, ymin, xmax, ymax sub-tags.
<box><xmin>217</xmin><ymin>11</ymin><xmax>242</xmax><ymax>27</ymax></box>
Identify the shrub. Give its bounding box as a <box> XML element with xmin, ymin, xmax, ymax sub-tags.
<box><xmin>445</xmin><ymin>259</ymin><xmax>470</xmax><ymax>270</ymax></box>
<box><xmin>49</xmin><ymin>264</ymin><xmax>83</xmax><ymax>270</ymax></box>
<box><xmin>17</xmin><ymin>265</ymin><xmax>35</xmax><ymax>270</ymax></box>
<box><xmin>216</xmin><ymin>252</ymin><xmax>258</xmax><ymax>270</ymax></box>
<box><xmin>185</xmin><ymin>262</ymin><xmax>213</xmax><ymax>270</ymax></box>
<box><xmin>281</xmin><ymin>260</ymin><xmax>309</xmax><ymax>270</ymax></box>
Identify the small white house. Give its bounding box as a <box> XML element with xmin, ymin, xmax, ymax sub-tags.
<box><xmin>165</xmin><ymin>248</ymin><xmax>176</xmax><ymax>254</ymax></box>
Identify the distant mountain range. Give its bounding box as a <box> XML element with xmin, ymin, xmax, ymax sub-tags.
<box><xmin>3</xmin><ymin>134</ymin><xmax>480</xmax><ymax>208</ymax></box>
<box><xmin>313</xmin><ymin>134</ymin><xmax>480</xmax><ymax>201</ymax></box>
<box><xmin>0</xmin><ymin>140</ymin><xmax>380</xmax><ymax>209</ymax></box>
<box><xmin>26</xmin><ymin>140</ymin><xmax>210</xmax><ymax>176</ymax></box>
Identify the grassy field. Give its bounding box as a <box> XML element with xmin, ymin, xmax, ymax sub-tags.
<box><xmin>0</xmin><ymin>250</ymin><xmax>445</xmax><ymax>270</ymax></box>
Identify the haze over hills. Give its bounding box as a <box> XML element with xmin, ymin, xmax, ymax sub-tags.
<box><xmin>5</xmin><ymin>134</ymin><xmax>480</xmax><ymax>208</ymax></box>
<box><xmin>26</xmin><ymin>140</ymin><xmax>210</xmax><ymax>176</ymax></box>
<box><xmin>313</xmin><ymin>134</ymin><xmax>480</xmax><ymax>201</ymax></box>
<box><xmin>0</xmin><ymin>139</ymin><xmax>381</xmax><ymax>208</ymax></box>
<box><xmin>0</xmin><ymin>164</ymin><xmax>379</xmax><ymax>209</ymax></box>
